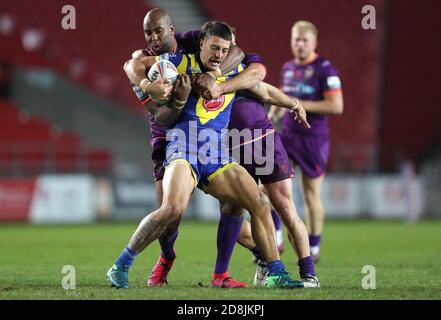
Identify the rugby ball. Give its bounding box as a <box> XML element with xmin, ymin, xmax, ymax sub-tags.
<box><xmin>147</xmin><ymin>59</ymin><xmax>179</xmax><ymax>83</ymax></box>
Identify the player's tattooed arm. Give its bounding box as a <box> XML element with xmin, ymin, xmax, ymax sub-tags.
<box><xmin>123</xmin><ymin>57</ymin><xmax>173</xmax><ymax>101</ymax></box>
<box><xmin>247</xmin><ymin>82</ymin><xmax>310</xmax><ymax>129</ymax></box>
<box><xmin>155</xmin><ymin>74</ymin><xmax>191</xmax><ymax>127</ymax></box>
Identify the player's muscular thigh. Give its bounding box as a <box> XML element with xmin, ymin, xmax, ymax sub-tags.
<box><xmin>160</xmin><ymin>162</ymin><xmax>194</xmax><ymax>219</ymax></box>
<box><xmin>207</xmin><ymin>165</ymin><xmax>262</xmax><ymax>211</ymax></box>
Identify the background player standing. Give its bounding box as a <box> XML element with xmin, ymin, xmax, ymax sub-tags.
<box><xmin>270</xmin><ymin>21</ymin><xmax>344</xmax><ymax>263</ymax></box>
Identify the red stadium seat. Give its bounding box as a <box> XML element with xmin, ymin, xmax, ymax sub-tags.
<box><xmin>85</xmin><ymin>148</ymin><xmax>112</xmax><ymax>174</ymax></box>
<box><xmin>16</xmin><ymin>144</ymin><xmax>47</xmax><ymax>174</ymax></box>
<box><xmin>50</xmin><ymin>131</ymin><xmax>82</xmax><ymax>172</ymax></box>
<box><xmin>0</xmin><ymin>99</ymin><xmax>113</xmax><ymax>175</ymax></box>
<box><xmin>0</xmin><ymin>146</ymin><xmax>14</xmax><ymax>175</ymax></box>
<box><xmin>52</xmin><ymin>146</ymin><xmax>80</xmax><ymax>172</ymax></box>
<box><xmin>0</xmin><ymin>0</ymin><xmax>153</xmax><ymax>112</ymax></box>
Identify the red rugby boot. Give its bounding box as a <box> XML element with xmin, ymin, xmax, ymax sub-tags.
<box><xmin>211</xmin><ymin>272</ymin><xmax>248</xmax><ymax>288</ymax></box>
<box><xmin>147</xmin><ymin>256</ymin><xmax>175</xmax><ymax>287</ymax></box>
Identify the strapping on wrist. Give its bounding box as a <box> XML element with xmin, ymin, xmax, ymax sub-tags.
<box><xmin>173</xmin><ymin>97</ymin><xmax>187</xmax><ymax>105</ymax></box>
<box><xmin>139</xmin><ymin>78</ymin><xmax>152</xmax><ymax>92</ymax></box>
<box><xmin>170</xmin><ymin>97</ymin><xmax>187</xmax><ymax>110</ymax></box>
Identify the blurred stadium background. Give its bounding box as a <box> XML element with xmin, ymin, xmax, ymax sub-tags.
<box><xmin>1</xmin><ymin>0</ymin><xmax>441</xmax><ymax>225</ymax></box>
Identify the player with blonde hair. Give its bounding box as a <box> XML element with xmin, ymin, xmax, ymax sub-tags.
<box><xmin>270</xmin><ymin>20</ymin><xmax>344</xmax><ymax>263</ymax></box>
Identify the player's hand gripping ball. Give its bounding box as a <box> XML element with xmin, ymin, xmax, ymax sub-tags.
<box><xmin>148</xmin><ymin>60</ymin><xmax>179</xmax><ymax>83</ymax></box>
<box><xmin>147</xmin><ymin>60</ymin><xmax>179</xmax><ymax>105</ymax></box>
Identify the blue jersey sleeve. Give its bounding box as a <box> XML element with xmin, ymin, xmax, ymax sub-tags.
<box><xmin>159</xmin><ymin>52</ymin><xmax>189</xmax><ymax>74</ymax></box>
<box><xmin>223</xmin><ymin>63</ymin><xmax>245</xmax><ymax>81</ymax></box>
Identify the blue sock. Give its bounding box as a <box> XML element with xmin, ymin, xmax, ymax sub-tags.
<box><xmin>267</xmin><ymin>260</ymin><xmax>286</xmax><ymax>275</ymax></box>
<box><xmin>115</xmin><ymin>246</ymin><xmax>138</xmax><ymax>269</ymax></box>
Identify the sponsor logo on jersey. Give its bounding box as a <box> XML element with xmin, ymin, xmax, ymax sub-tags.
<box><xmin>327</xmin><ymin>76</ymin><xmax>341</xmax><ymax>90</ymax></box>
<box><xmin>284</xmin><ymin>70</ymin><xmax>294</xmax><ymax>78</ymax></box>
<box><xmin>305</xmin><ymin>66</ymin><xmax>315</xmax><ymax>79</ymax></box>
<box><xmin>282</xmin><ymin>83</ymin><xmax>315</xmax><ymax>95</ymax></box>
<box><xmin>295</xmin><ymin>70</ymin><xmax>303</xmax><ymax>79</ymax></box>
<box><xmin>203</xmin><ymin>95</ymin><xmax>225</xmax><ymax>112</ymax></box>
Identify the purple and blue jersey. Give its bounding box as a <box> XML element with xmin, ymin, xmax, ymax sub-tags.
<box><xmin>279</xmin><ymin>55</ymin><xmax>342</xmax><ymax>178</ymax></box>
<box><xmin>280</xmin><ymin>56</ymin><xmax>342</xmax><ymax>135</ymax></box>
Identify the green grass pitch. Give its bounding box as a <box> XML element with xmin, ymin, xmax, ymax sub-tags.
<box><xmin>0</xmin><ymin>220</ymin><xmax>440</xmax><ymax>300</ymax></box>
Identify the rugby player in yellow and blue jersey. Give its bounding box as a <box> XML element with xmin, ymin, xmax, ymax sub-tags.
<box><xmin>156</xmin><ymin>50</ymin><xmax>245</xmax><ymax>186</ymax></box>
<box><xmin>107</xmin><ymin>21</ymin><xmax>304</xmax><ymax>289</ymax></box>
<box><xmin>125</xmin><ymin>8</ymin><xmax>249</xmax><ymax>288</ymax></box>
